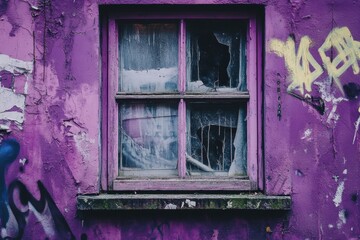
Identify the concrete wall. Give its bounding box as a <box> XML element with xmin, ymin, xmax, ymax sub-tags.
<box><xmin>0</xmin><ymin>0</ymin><xmax>359</xmax><ymax>239</ymax></box>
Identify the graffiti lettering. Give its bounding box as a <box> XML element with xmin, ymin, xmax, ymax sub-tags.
<box><xmin>0</xmin><ymin>139</ymin><xmax>76</xmax><ymax>239</ymax></box>
<box><xmin>270</xmin><ymin>36</ymin><xmax>323</xmax><ymax>95</ymax></box>
<box><xmin>318</xmin><ymin>27</ymin><xmax>360</xmax><ymax>96</ymax></box>
<box><xmin>0</xmin><ymin>139</ymin><xmax>20</xmax><ymax>228</ymax></box>
<box><xmin>270</xmin><ymin>27</ymin><xmax>360</xmax><ymax>96</ymax></box>
<box><xmin>6</xmin><ymin>180</ymin><xmax>75</xmax><ymax>240</ymax></box>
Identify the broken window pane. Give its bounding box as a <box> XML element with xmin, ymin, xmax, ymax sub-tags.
<box><xmin>119</xmin><ymin>103</ymin><xmax>178</xmax><ymax>174</ymax></box>
<box><xmin>186</xmin><ymin>20</ymin><xmax>247</xmax><ymax>92</ymax></box>
<box><xmin>186</xmin><ymin>103</ymin><xmax>247</xmax><ymax>176</ymax></box>
<box><xmin>119</xmin><ymin>23</ymin><xmax>178</xmax><ymax>92</ymax></box>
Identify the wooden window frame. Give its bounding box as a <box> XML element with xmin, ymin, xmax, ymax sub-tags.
<box><xmin>101</xmin><ymin>6</ymin><xmax>263</xmax><ymax>192</ymax></box>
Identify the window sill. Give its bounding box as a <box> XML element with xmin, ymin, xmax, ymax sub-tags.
<box><xmin>77</xmin><ymin>193</ymin><xmax>291</xmax><ymax>211</ymax></box>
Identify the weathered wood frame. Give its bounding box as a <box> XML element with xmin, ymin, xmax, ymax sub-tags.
<box><xmin>102</xmin><ymin>7</ymin><xmax>263</xmax><ymax>191</ymax></box>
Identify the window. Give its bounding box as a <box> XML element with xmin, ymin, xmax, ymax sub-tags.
<box><xmin>102</xmin><ymin>6</ymin><xmax>263</xmax><ymax>192</ymax></box>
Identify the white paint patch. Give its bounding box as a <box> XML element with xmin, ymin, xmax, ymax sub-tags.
<box><xmin>0</xmin><ymin>54</ymin><xmax>33</xmax><ymax>130</ymax></box>
<box><xmin>337</xmin><ymin>209</ymin><xmax>347</xmax><ymax>229</ymax></box>
<box><xmin>0</xmin><ymin>87</ymin><xmax>25</xmax><ymax>124</ymax></box>
<box><xmin>343</xmin><ymin>169</ymin><xmax>347</xmax><ymax>175</ymax></box>
<box><xmin>0</xmin><ymin>54</ymin><xmax>33</xmax><ymax>75</ymax></box>
<box><xmin>19</xmin><ymin>158</ymin><xmax>27</xmax><ymax>165</ymax></box>
<box><xmin>164</xmin><ymin>203</ymin><xmax>177</xmax><ymax>209</ymax></box>
<box><xmin>328</xmin><ymin>224</ymin><xmax>334</xmax><ymax>229</ymax></box>
<box><xmin>333</xmin><ymin>181</ymin><xmax>345</xmax><ymax>207</ymax></box>
<box><xmin>185</xmin><ymin>199</ymin><xmax>196</xmax><ymax>208</ymax></box>
<box><xmin>352</xmin><ymin>114</ymin><xmax>360</xmax><ymax>144</ymax></box>
<box><xmin>74</xmin><ymin>131</ymin><xmax>95</xmax><ymax>160</ymax></box>
<box><xmin>301</xmin><ymin>129</ymin><xmax>312</xmax><ymax>140</ymax></box>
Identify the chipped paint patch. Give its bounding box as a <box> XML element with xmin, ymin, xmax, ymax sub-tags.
<box><xmin>301</xmin><ymin>129</ymin><xmax>312</xmax><ymax>141</ymax></box>
<box><xmin>74</xmin><ymin>132</ymin><xmax>95</xmax><ymax>160</ymax></box>
<box><xmin>315</xmin><ymin>79</ymin><xmax>347</xmax><ymax>126</ymax></box>
<box><xmin>337</xmin><ymin>209</ymin><xmax>346</xmax><ymax>229</ymax></box>
<box><xmin>333</xmin><ymin>181</ymin><xmax>345</xmax><ymax>207</ymax></box>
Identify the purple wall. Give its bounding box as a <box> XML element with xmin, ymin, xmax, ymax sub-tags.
<box><xmin>0</xmin><ymin>0</ymin><xmax>359</xmax><ymax>239</ymax></box>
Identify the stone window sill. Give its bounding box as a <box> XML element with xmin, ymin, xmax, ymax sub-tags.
<box><xmin>77</xmin><ymin>193</ymin><xmax>291</xmax><ymax>211</ymax></box>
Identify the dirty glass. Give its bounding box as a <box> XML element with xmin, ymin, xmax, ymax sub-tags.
<box><xmin>186</xmin><ymin>103</ymin><xmax>247</xmax><ymax>176</ymax></box>
<box><xmin>186</xmin><ymin>20</ymin><xmax>247</xmax><ymax>92</ymax></box>
<box><xmin>119</xmin><ymin>103</ymin><xmax>178</xmax><ymax>173</ymax></box>
<box><xmin>119</xmin><ymin>22</ymin><xmax>178</xmax><ymax>92</ymax></box>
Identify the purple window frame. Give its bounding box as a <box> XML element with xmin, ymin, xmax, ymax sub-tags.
<box><xmin>101</xmin><ymin>7</ymin><xmax>263</xmax><ymax>192</ymax></box>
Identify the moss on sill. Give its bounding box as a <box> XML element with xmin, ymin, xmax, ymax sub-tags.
<box><xmin>77</xmin><ymin>193</ymin><xmax>291</xmax><ymax>211</ymax></box>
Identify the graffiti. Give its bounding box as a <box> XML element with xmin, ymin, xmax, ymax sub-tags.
<box><xmin>0</xmin><ymin>139</ymin><xmax>20</xmax><ymax>229</ymax></box>
<box><xmin>6</xmin><ymin>180</ymin><xmax>75</xmax><ymax>240</ymax></box>
<box><xmin>270</xmin><ymin>36</ymin><xmax>323</xmax><ymax>95</ymax></box>
<box><xmin>0</xmin><ymin>138</ymin><xmax>76</xmax><ymax>239</ymax></box>
<box><xmin>270</xmin><ymin>27</ymin><xmax>360</xmax><ymax>96</ymax></box>
<box><xmin>318</xmin><ymin>27</ymin><xmax>360</xmax><ymax>96</ymax></box>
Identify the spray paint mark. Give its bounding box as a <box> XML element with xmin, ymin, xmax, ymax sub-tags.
<box><xmin>343</xmin><ymin>82</ymin><xmax>360</xmax><ymax>100</ymax></box>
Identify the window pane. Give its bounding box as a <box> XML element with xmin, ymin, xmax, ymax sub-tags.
<box><xmin>186</xmin><ymin>20</ymin><xmax>247</xmax><ymax>92</ymax></box>
<box><xmin>186</xmin><ymin>103</ymin><xmax>247</xmax><ymax>176</ymax></box>
<box><xmin>119</xmin><ymin>103</ymin><xmax>178</xmax><ymax>173</ymax></box>
<box><xmin>119</xmin><ymin>23</ymin><xmax>178</xmax><ymax>92</ymax></box>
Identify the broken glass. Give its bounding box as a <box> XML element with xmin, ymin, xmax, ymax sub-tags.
<box><xmin>186</xmin><ymin>20</ymin><xmax>247</xmax><ymax>92</ymax></box>
<box><xmin>119</xmin><ymin>22</ymin><xmax>178</xmax><ymax>93</ymax></box>
<box><xmin>186</xmin><ymin>103</ymin><xmax>247</xmax><ymax>176</ymax></box>
<box><xmin>119</xmin><ymin>103</ymin><xmax>178</xmax><ymax>172</ymax></box>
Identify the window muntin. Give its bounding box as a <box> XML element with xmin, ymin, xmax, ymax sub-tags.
<box><xmin>106</xmin><ymin>9</ymin><xmax>261</xmax><ymax>191</ymax></box>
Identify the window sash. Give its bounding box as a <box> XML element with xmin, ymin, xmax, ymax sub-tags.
<box><xmin>104</xmin><ymin>10</ymin><xmax>261</xmax><ymax>191</ymax></box>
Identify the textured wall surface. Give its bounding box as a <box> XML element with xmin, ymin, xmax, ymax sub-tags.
<box><xmin>0</xmin><ymin>0</ymin><xmax>359</xmax><ymax>239</ymax></box>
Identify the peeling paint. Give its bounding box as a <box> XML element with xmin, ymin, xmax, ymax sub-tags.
<box><xmin>0</xmin><ymin>54</ymin><xmax>33</xmax><ymax>75</ymax></box>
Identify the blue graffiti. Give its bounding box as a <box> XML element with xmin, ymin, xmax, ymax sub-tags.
<box><xmin>0</xmin><ymin>138</ymin><xmax>20</xmax><ymax>228</ymax></box>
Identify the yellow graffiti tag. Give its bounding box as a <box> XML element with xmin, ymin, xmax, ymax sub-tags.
<box><xmin>270</xmin><ymin>36</ymin><xmax>323</xmax><ymax>95</ymax></box>
<box><xmin>318</xmin><ymin>27</ymin><xmax>360</xmax><ymax>96</ymax></box>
